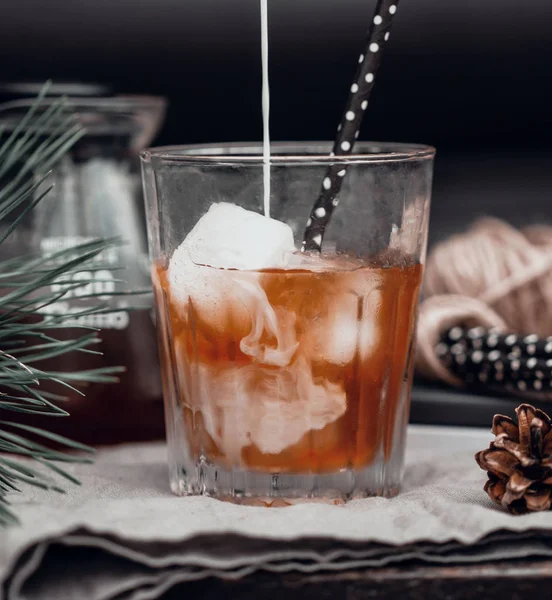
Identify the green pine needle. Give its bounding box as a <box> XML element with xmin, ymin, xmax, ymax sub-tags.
<box><xmin>0</xmin><ymin>82</ymin><xmax>124</xmax><ymax>526</ymax></box>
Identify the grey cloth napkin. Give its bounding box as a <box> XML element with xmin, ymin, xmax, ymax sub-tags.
<box><xmin>3</xmin><ymin>425</ymin><xmax>552</xmax><ymax>600</ymax></box>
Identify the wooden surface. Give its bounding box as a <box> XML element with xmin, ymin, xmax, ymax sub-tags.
<box><xmin>162</xmin><ymin>559</ymin><xmax>552</xmax><ymax>599</ymax></box>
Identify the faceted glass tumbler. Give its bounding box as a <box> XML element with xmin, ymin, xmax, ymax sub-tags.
<box><xmin>141</xmin><ymin>142</ymin><xmax>434</xmax><ymax>504</ymax></box>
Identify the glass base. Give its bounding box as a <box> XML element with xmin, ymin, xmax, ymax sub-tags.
<box><xmin>169</xmin><ymin>458</ymin><xmax>402</xmax><ymax>505</ymax></box>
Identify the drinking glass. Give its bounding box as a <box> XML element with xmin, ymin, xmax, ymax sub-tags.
<box><xmin>141</xmin><ymin>142</ymin><xmax>434</xmax><ymax>504</ymax></box>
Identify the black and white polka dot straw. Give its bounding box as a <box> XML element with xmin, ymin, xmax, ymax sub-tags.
<box><xmin>302</xmin><ymin>0</ymin><xmax>400</xmax><ymax>252</ymax></box>
<box><xmin>438</xmin><ymin>326</ymin><xmax>552</xmax><ymax>396</ymax></box>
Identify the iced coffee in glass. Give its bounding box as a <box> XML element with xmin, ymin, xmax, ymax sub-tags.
<box><xmin>141</xmin><ymin>142</ymin><xmax>434</xmax><ymax>503</ymax></box>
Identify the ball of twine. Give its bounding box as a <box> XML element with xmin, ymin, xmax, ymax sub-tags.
<box><xmin>416</xmin><ymin>217</ymin><xmax>552</xmax><ymax>385</ymax></box>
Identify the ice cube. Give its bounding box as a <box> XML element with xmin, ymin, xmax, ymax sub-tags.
<box><xmin>197</xmin><ymin>354</ymin><xmax>347</xmax><ymax>459</ymax></box>
<box><xmin>281</xmin><ymin>248</ymin><xmax>367</xmax><ymax>273</ymax></box>
<box><xmin>280</xmin><ymin>250</ymin><xmax>331</xmax><ymax>271</ymax></box>
<box><xmin>302</xmin><ymin>274</ymin><xmax>383</xmax><ymax>366</ymax></box>
<box><xmin>179</xmin><ymin>202</ymin><xmax>296</xmax><ymax>270</ymax></box>
<box><xmin>168</xmin><ymin>203</ymin><xmax>298</xmax><ymax>367</ymax></box>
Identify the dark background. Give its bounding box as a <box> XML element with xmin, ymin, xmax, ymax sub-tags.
<box><xmin>1</xmin><ymin>0</ymin><xmax>551</xmax><ymax>248</ymax></box>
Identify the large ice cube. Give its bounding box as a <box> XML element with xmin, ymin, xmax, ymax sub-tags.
<box><xmin>168</xmin><ymin>203</ymin><xmax>298</xmax><ymax>367</ymax></box>
<box><xmin>168</xmin><ymin>203</ymin><xmax>296</xmax><ymax>307</ymax></box>
<box><xmin>196</xmin><ymin>355</ymin><xmax>347</xmax><ymax>459</ymax></box>
<box><xmin>178</xmin><ymin>202</ymin><xmax>295</xmax><ymax>271</ymax></box>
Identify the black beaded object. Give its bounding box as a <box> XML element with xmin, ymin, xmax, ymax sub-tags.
<box><xmin>438</xmin><ymin>326</ymin><xmax>552</xmax><ymax>395</ymax></box>
<box><xmin>301</xmin><ymin>0</ymin><xmax>400</xmax><ymax>253</ymax></box>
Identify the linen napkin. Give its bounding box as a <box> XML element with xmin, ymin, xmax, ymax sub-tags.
<box><xmin>3</xmin><ymin>425</ymin><xmax>552</xmax><ymax>600</ymax></box>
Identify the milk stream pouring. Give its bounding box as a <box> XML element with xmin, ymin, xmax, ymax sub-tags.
<box><xmin>260</xmin><ymin>0</ymin><xmax>271</xmax><ymax>218</ymax></box>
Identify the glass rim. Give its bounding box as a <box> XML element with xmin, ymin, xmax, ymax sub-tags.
<box><xmin>141</xmin><ymin>141</ymin><xmax>436</xmax><ymax>166</ymax></box>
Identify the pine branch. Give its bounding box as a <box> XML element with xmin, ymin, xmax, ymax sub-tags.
<box><xmin>0</xmin><ymin>82</ymin><xmax>123</xmax><ymax>526</ymax></box>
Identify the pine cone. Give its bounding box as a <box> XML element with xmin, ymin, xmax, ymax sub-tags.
<box><xmin>475</xmin><ymin>404</ymin><xmax>552</xmax><ymax>514</ymax></box>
